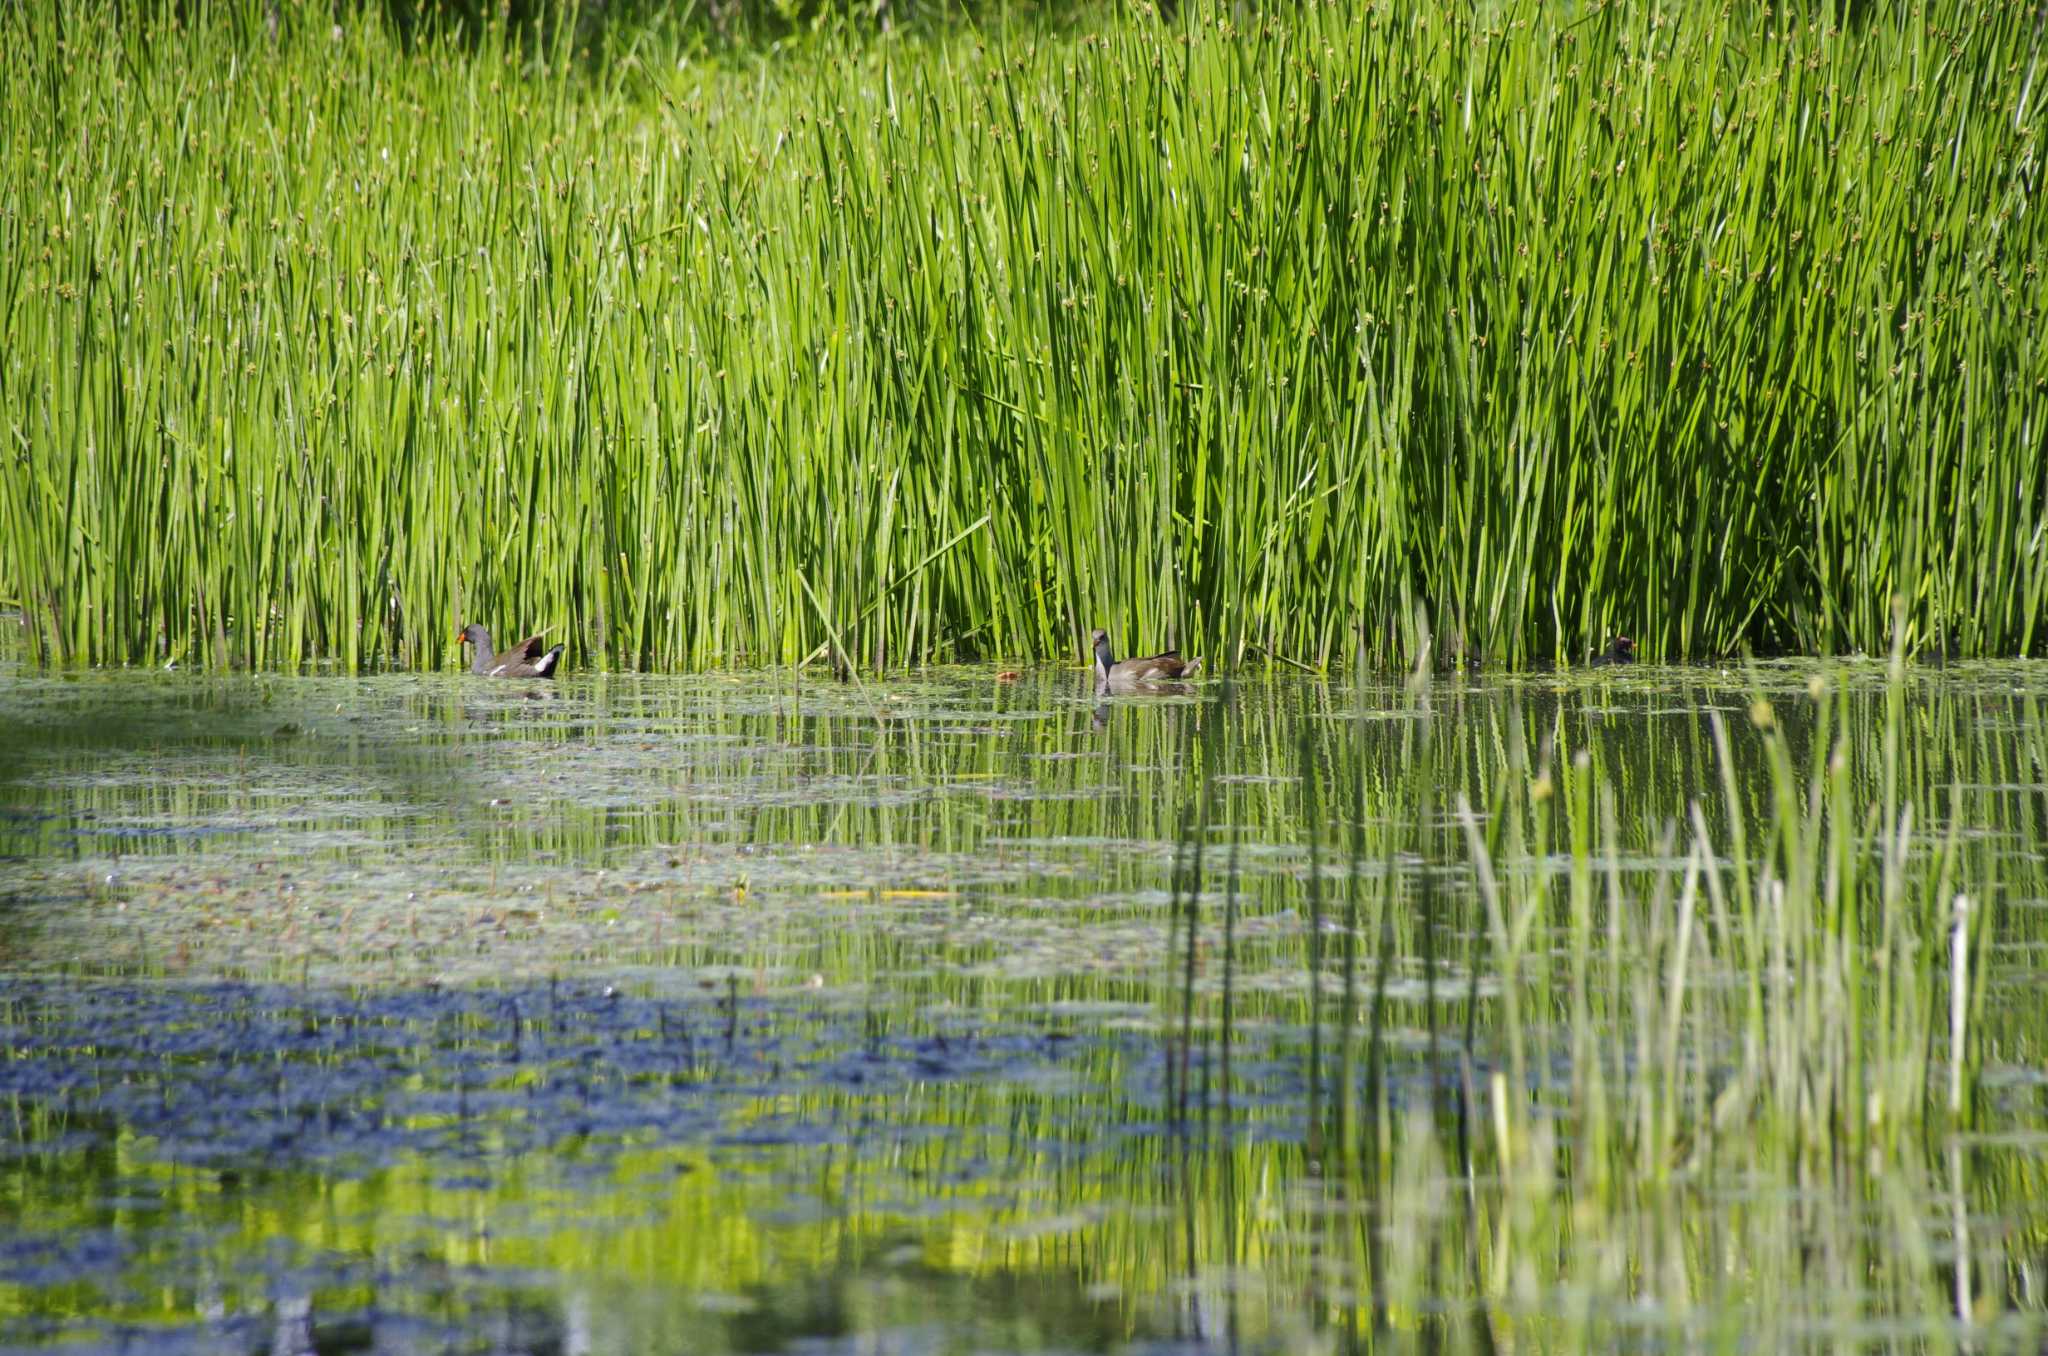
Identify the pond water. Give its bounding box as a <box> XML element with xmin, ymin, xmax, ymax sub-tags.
<box><xmin>2</xmin><ymin>661</ymin><xmax>2047</xmax><ymax>1354</ymax></box>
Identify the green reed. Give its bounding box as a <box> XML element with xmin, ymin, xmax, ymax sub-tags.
<box><xmin>1220</xmin><ymin>643</ymin><xmax>2026</xmax><ymax>1350</ymax></box>
<box><xmin>8</xmin><ymin>0</ymin><xmax>2039</xmax><ymax>675</ymax></box>
<box><xmin>3</xmin><ymin>0</ymin><xmax>2043</xmax><ymax>671</ymax></box>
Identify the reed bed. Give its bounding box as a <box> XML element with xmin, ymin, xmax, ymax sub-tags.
<box><xmin>2</xmin><ymin>0</ymin><xmax>2043</xmax><ymax>672</ymax></box>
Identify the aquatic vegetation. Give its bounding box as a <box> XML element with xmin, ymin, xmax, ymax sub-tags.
<box><xmin>1</xmin><ymin>0</ymin><xmax>2042</xmax><ymax>671</ymax></box>
<box><xmin>3</xmin><ymin>648</ymin><xmax>2047</xmax><ymax>1349</ymax></box>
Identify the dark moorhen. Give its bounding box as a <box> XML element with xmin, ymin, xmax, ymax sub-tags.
<box><xmin>1590</xmin><ymin>636</ymin><xmax>1637</xmax><ymax>667</ymax></box>
<box><xmin>458</xmin><ymin>624</ymin><xmax>564</xmax><ymax>679</ymax></box>
<box><xmin>1091</xmin><ymin>629</ymin><xmax>1202</xmax><ymax>690</ymax></box>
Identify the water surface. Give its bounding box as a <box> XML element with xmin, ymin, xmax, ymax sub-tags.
<box><xmin>3</xmin><ymin>662</ymin><xmax>2047</xmax><ymax>1353</ymax></box>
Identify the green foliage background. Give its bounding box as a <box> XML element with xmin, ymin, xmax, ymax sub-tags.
<box><xmin>2</xmin><ymin>0</ymin><xmax>2042</xmax><ymax>670</ymax></box>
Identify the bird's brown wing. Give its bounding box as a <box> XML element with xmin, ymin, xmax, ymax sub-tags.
<box><xmin>1121</xmin><ymin>651</ymin><xmax>1194</xmax><ymax>680</ymax></box>
<box><xmin>503</xmin><ymin>633</ymin><xmax>550</xmax><ymax>662</ymax></box>
<box><xmin>490</xmin><ymin>643</ymin><xmax>564</xmax><ymax>678</ymax></box>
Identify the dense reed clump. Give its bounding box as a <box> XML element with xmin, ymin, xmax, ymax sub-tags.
<box><xmin>1</xmin><ymin>0</ymin><xmax>2042</xmax><ymax>672</ymax></box>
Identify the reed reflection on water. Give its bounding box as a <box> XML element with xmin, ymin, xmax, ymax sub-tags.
<box><xmin>2</xmin><ymin>659</ymin><xmax>2047</xmax><ymax>1353</ymax></box>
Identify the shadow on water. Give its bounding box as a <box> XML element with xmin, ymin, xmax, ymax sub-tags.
<box><xmin>2</xmin><ymin>657</ymin><xmax>2048</xmax><ymax>1350</ymax></box>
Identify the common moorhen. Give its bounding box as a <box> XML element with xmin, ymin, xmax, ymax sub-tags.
<box><xmin>458</xmin><ymin>624</ymin><xmax>564</xmax><ymax>678</ymax></box>
<box><xmin>1091</xmin><ymin>629</ymin><xmax>1202</xmax><ymax>689</ymax></box>
<box><xmin>1590</xmin><ymin>636</ymin><xmax>1637</xmax><ymax>667</ymax></box>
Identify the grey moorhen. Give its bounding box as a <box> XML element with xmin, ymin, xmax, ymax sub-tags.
<box><xmin>1590</xmin><ymin>636</ymin><xmax>1637</xmax><ymax>667</ymax></box>
<box><xmin>1091</xmin><ymin>629</ymin><xmax>1202</xmax><ymax>689</ymax></box>
<box><xmin>458</xmin><ymin>624</ymin><xmax>564</xmax><ymax>678</ymax></box>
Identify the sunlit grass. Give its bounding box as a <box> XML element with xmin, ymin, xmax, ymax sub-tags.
<box><xmin>3</xmin><ymin>0</ymin><xmax>2043</xmax><ymax>672</ymax></box>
